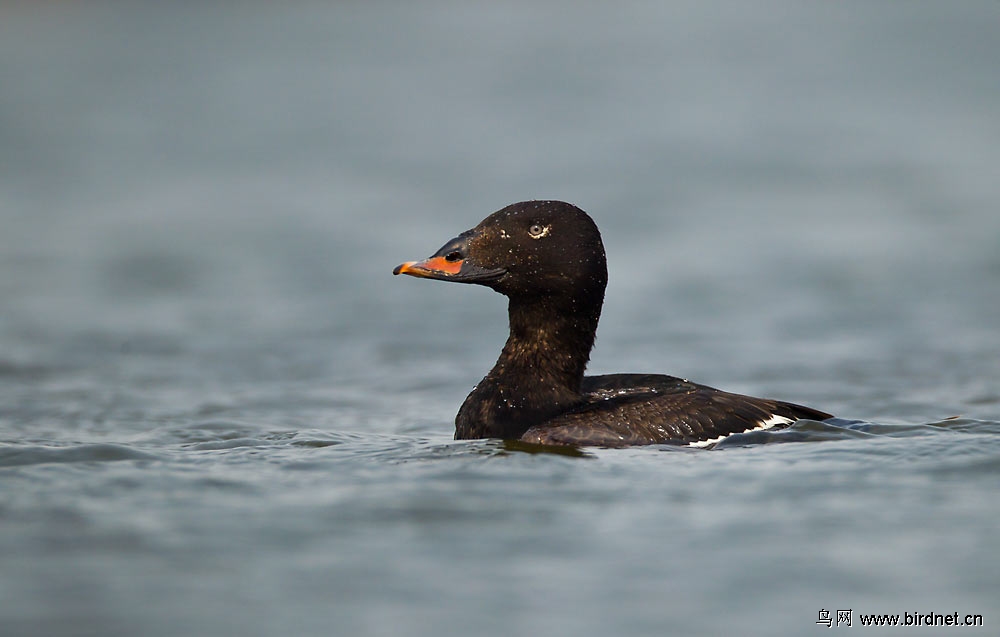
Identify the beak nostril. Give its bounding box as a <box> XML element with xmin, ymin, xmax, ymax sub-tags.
<box><xmin>444</xmin><ymin>251</ymin><xmax>463</xmax><ymax>263</ymax></box>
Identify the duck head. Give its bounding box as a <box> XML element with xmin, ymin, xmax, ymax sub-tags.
<box><xmin>393</xmin><ymin>200</ymin><xmax>608</xmax><ymax>303</ymax></box>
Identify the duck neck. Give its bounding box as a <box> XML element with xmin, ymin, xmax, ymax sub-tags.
<box><xmin>501</xmin><ymin>295</ymin><xmax>599</xmax><ymax>391</ymax></box>
<box><xmin>455</xmin><ymin>292</ymin><xmax>603</xmax><ymax>440</ymax></box>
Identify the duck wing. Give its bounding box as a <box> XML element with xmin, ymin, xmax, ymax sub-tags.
<box><xmin>521</xmin><ymin>374</ymin><xmax>831</xmax><ymax>447</ymax></box>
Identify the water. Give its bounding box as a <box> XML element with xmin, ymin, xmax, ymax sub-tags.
<box><xmin>1</xmin><ymin>2</ymin><xmax>998</xmax><ymax>635</ymax></box>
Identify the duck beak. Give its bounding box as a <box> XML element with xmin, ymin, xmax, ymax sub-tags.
<box><xmin>393</xmin><ymin>256</ymin><xmax>464</xmax><ymax>278</ymax></box>
<box><xmin>393</xmin><ymin>233</ymin><xmax>506</xmax><ymax>284</ymax></box>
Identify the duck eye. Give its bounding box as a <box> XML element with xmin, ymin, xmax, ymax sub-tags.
<box><xmin>444</xmin><ymin>250</ymin><xmax>463</xmax><ymax>262</ymax></box>
<box><xmin>528</xmin><ymin>224</ymin><xmax>545</xmax><ymax>238</ymax></box>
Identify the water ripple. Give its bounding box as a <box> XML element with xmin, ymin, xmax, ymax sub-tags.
<box><xmin>0</xmin><ymin>443</ymin><xmax>159</xmax><ymax>467</ymax></box>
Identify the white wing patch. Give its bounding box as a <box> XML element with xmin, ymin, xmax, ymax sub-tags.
<box><xmin>686</xmin><ymin>414</ymin><xmax>794</xmax><ymax>448</ymax></box>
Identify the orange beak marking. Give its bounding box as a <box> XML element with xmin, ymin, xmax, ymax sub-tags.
<box><xmin>393</xmin><ymin>255</ymin><xmax>464</xmax><ymax>277</ymax></box>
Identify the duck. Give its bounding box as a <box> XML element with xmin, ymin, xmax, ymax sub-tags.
<box><xmin>393</xmin><ymin>200</ymin><xmax>831</xmax><ymax>447</ymax></box>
